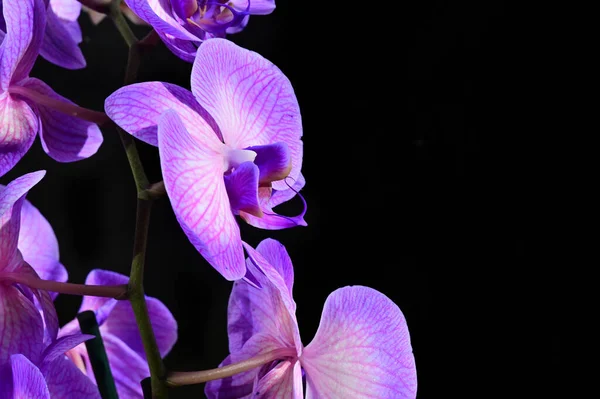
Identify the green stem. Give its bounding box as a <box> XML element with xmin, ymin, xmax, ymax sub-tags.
<box><xmin>109</xmin><ymin>1</ymin><xmax>137</xmax><ymax>48</ymax></box>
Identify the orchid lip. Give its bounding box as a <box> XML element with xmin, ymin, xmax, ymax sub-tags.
<box><xmin>226</xmin><ymin>148</ymin><xmax>257</xmax><ymax>172</ymax></box>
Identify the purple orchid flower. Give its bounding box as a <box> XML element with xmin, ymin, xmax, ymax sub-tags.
<box><xmin>205</xmin><ymin>239</ymin><xmax>418</xmax><ymax>398</ymax></box>
<box><xmin>60</xmin><ymin>269</ymin><xmax>178</xmax><ymax>399</ymax></box>
<box><xmin>105</xmin><ymin>38</ymin><xmax>304</xmax><ymax>281</ymax></box>
<box><xmin>0</xmin><ymin>0</ymin><xmax>103</xmax><ymax>178</ymax></box>
<box><xmin>124</xmin><ymin>0</ymin><xmax>275</xmax><ymax>61</ymax></box>
<box><xmin>0</xmin><ymin>171</ymin><xmax>100</xmax><ymax>398</ymax></box>
<box><xmin>0</xmin><ymin>0</ymin><xmax>86</xmax><ymax>69</ymax></box>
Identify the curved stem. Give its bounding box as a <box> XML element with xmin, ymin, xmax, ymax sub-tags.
<box><xmin>0</xmin><ymin>273</ymin><xmax>127</xmax><ymax>298</ymax></box>
<box><xmin>166</xmin><ymin>348</ymin><xmax>298</xmax><ymax>387</ymax></box>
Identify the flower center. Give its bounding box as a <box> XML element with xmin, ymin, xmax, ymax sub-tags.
<box><xmin>171</xmin><ymin>0</ymin><xmax>249</xmax><ymax>35</ymax></box>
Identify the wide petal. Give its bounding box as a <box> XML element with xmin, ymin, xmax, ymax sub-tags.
<box><xmin>124</xmin><ymin>0</ymin><xmax>198</xmax><ymax>40</ymax></box>
<box><xmin>49</xmin><ymin>0</ymin><xmax>81</xmax><ymax>21</ymax></box>
<box><xmin>301</xmin><ymin>286</ymin><xmax>418</xmax><ymax>399</ymax></box>
<box><xmin>102</xmin><ymin>334</ymin><xmax>149</xmax><ymax>399</ymax></box>
<box><xmin>0</xmin><ymin>0</ymin><xmax>46</xmax><ymax>88</ymax></box>
<box><xmin>41</xmin><ymin>355</ymin><xmax>100</xmax><ymax>399</ymax></box>
<box><xmin>252</xmin><ymin>360</ymin><xmax>302</xmax><ymax>399</ymax></box>
<box><xmin>224</xmin><ymin>161</ymin><xmax>262</xmax><ymax>216</ymax></box>
<box><xmin>0</xmin><ymin>96</ymin><xmax>39</xmax><ymax>177</ymax></box>
<box><xmin>103</xmin><ymin>297</ymin><xmax>177</xmax><ymax>359</ymax></box>
<box><xmin>0</xmin><ymin>171</ymin><xmax>45</xmax><ymax>269</ymax></box>
<box><xmin>0</xmin><ymin>285</ymin><xmax>44</xmax><ymax>365</ymax></box>
<box><xmin>18</xmin><ymin>196</ymin><xmax>67</xmax><ymax>289</ymax></box>
<box><xmin>20</xmin><ymin>78</ymin><xmax>102</xmax><ymax>162</ymax></box>
<box><xmin>78</xmin><ymin>269</ymin><xmax>126</xmax><ymax>324</ymax></box>
<box><xmin>158</xmin><ymin>110</ymin><xmax>246</xmax><ymax>280</ymax></box>
<box><xmin>230</xmin><ymin>0</ymin><xmax>275</xmax><ymax>15</ymax></box>
<box><xmin>10</xmin><ymin>354</ymin><xmax>50</xmax><ymax>399</ymax></box>
<box><xmin>191</xmin><ymin>38</ymin><xmax>303</xmax><ymax>191</ymax></box>
<box><xmin>104</xmin><ymin>81</ymin><xmax>214</xmax><ymax>147</ymax></box>
<box><xmin>40</xmin><ymin>6</ymin><xmax>86</xmax><ymax>70</ymax></box>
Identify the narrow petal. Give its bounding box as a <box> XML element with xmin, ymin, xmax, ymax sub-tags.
<box><xmin>230</xmin><ymin>0</ymin><xmax>275</xmax><ymax>15</ymax></box>
<box><xmin>104</xmin><ymin>81</ymin><xmax>215</xmax><ymax>146</ymax></box>
<box><xmin>49</xmin><ymin>0</ymin><xmax>82</xmax><ymax>21</ymax></box>
<box><xmin>254</xmin><ymin>238</ymin><xmax>294</xmax><ymax>297</ymax></box>
<box><xmin>18</xmin><ymin>196</ymin><xmax>67</xmax><ymax>288</ymax></box>
<box><xmin>0</xmin><ymin>0</ymin><xmax>46</xmax><ymax>88</ymax></box>
<box><xmin>20</xmin><ymin>78</ymin><xmax>102</xmax><ymax>162</ymax></box>
<box><xmin>158</xmin><ymin>110</ymin><xmax>246</xmax><ymax>280</ymax></box>
<box><xmin>155</xmin><ymin>31</ymin><xmax>198</xmax><ymax>62</ymax></box>
<box><xmin>301</xmin><ymin>286</ymin><xmax>418</xmax><ymax>399</ymax></box>
<box><xmin>0</xmin><ymin>285</ymin><xmax>44</xmax><ymax>365</ymax></box>
<box><xmin>0</xmin><ymin>95</ymin><xmax>39</xmax><ymax>177</ymax></box>
<box><xmin>224</xmin><ymin>161</ymin><xmax>262</xmax><ymax>216</ymax></box>
<box><xmin>40</xmin><ymin>333</ymin><xmax>93</xmax><ymax>366</ymax></box>
<box><xmin>103</xmin><ymin>297</ymin><xmax>177</xmax><ymax>359</ymax></box>
<box><xmin>124</xmin><ymin>0</ymin><xmax>198</xmax><ymax>40</ymax></box>
<box><xmin>41</xmin><ymin>356</ymin><xmax>101</xmax><ymax>399</ymax></box>
<box><xmin>40</xmin><ymin>6</ymin><xmax>86</xmax><ymax>70</ymax></box>
<box><xmin>252</xmin><ymin>360</ymin><xmax>302</xmax><ymax>399</ymax></box>
<box><xmin>10</xmin><ymin>354</ymin><xmax>50</xmax><ymax>399</ymax></box>
<box><xmin>0</xmin><ymin>171</ymin><xmax>45</xmax><ymax>269</ymax></box>
<box><xmin>191</xmin><ymin>38</ymin><xmax>303</xmax><ymax>191</ymax></box>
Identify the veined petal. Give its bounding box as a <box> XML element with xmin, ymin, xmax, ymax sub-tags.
<box><xmin>124</xmin><ymin>0</ymin><xmax>198</xmax><ymax>41</ymax></box>
<box><xmin>104</xmin><ymin>81</ymin><xmax>217</xmax><ymax>146</ymax></box>
<box><xmin>41</xmin><ymin>355</ymin><xmax>101</xmax><ymax>399</ymax></box>
<box><xmin>246</xmin><ymin>142</ymin><xmax>291</xmax><ymax>185</ymax></box>
<box><xmin>0</xmin><ymin>0</ymin><xmax>46</xmax><ymax>88</ymax></box>
<box><xmin>20</xmin><ymin>78</ymin><xmax>102</xmax><ymax>162</ymax></box>
<box><xmin>102</xmin><ymin>333</ymin><xmax>148</xmax><ymax>399</ymax></box>
<box><xmin>40</xmin><ymin>333</ymin><xmax>93</xmax><ymax>367</ymax></box>
<box><xmin>18</xmin><ymin>196</ymin><xmax>67</xmax><ymax>289</ymax></box>
<box><xmin>103</xmin><ymin>297</ymin><xmax>177</xmax><ymax>360</ymax></box>
<box><xmin>301</xmin><ymin>286</ymin><xmax>418</xmax><ymax>399</ymax></box>
<box><xmin>0</xmin><ymin>171</ymin><xmax>45</xmax><ymax>269</ymax></box>
<box><xmin>224</xmin><ymin>161</ymin><xmax>262</xmax><ymax>217</ymax></box>
<box><xmin>40</xmin><ymin>6</ymin><xmax>86</xmax><ymax>70</ymax></box>
<box><xmin>49</xmin><ymin>0</ymin><xmax>82</xmax><ymax>21</ymax></box>
<box><xmin>230</xmin><ymin>0</ymin><xmax>275</xmax><ymax>15</ymax></box>
<box><xmin>0</xmin><ymin>285</ymin><xmax>44</xmax><ymax>365</ymax></box>
<box><xmin>158</xmin><ymin>110</ymin><xmax>246</xmax><ymax>280</ymax></box>
<box><xmin>10</xmin><ymin>354</ymin><xmax>50</xmax><ymax>399</ymax></box>
<box><xmin>252</xmin><ymin>360</ymin><xmax>302</xmax><ymax>399</ymax></box>
<box><xmin>0</xmin><ymin>95</ymin><xmax>39</xmax><ymax>177</ymax></box>
<box><xmin>191</xmin><ymin>39</ymin><xmax>303</xmax><ymax>191</ymax></box>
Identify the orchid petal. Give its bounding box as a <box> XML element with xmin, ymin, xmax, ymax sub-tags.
<box><xmin>254</xmin><ymin>238</ymin><xmax>294</xmax><ymax>297</ymax></box>
<box><xmin>240</xmin><ymin>174</ymin><xmax>307</xmax><ymax>230</ymax></box>
<box><xmin>42</xmin><ymin>356</ymin><xmax>100</xmax><ymax>399</ymax></box>
<box><xmin>103</xmin><ymin>297</ymin><xmax>177</xmax><ymax>359</ymax></box>
<box><xmin>20</xmin><ymin>78</ymin><xmax>102</xmax><ymax>162</ymax></box>
<box><xmin>246</xmin><ymin>142</ymin><xmax>291</xmax><ymax>184</ymax></box>
<box><xmin>230</xmin><ymin>0</ymin><xmax>275</xmax><ymax>15</ymax></box>
<box><xmin>10</xmin><ymin>354</ymin><xmax>50</xmax><ymax>399</ymax></box>
<box><xmin>78</xmin><ymin>269</ymin><xmax>126</xmax><ymax>324</ymax></box>
<box><xmin>40</xmin><ymin>6</ymin><xmax>86</xmax><ymax>70</ymax></box>
<box><xmin>155</xmin><ymin>31</ymin><xmax>198</xmax><ymax>62</ymax></box>
<box><xmin>102</xmin><ymin>334</ymin><xmax>149</xmax><ymax>399</ymax></box>
<box><xmin>191</xmin><ymin>38</ymin><xmax>303</xmax><ymax>191</ymax></box>
<box><xmin>124</xmin><ymin>0</ymin><xmax>198</xmax><ymax>40</ymax></box>
<box><xmin>0</xmin><ymin>171</ymin><xmax>45</xmax><ymax>269</ymax></box>
<box><xmin>302</xmin><ymin>286</ymin><xmax>418</xmax><ymax>399</ymax></box>
<box><xmin>158</xmin><ymin>110</ymin><xmax>246</xmax><ymax>280</ymax></box>
<box><xmin>18</xmin><ymin>197</ymin><xmax>67</xmax><ymax>290</ymax></box>
<box><xmin>0</xmin><ymin>285</ymin><xmax>44</xmax><ymax>365</ymax></box>
<box><xmin>224</xmin><ymin>161</ymin><xmax>262</xmax><ymax>216</ymax></box>
<box><xmin>104</xmin><ymin>81</ymin><xmax>215</xmax><ymax>147</ymax></box>
<box><xmin>49</xmin><ymin>0</ymin><xmax>82</xmax><ymax>21</ymax></box>
<box><xmin>0</xmin><ymin>96</ymin><xmax>38</xmax><ymax>177</ymax></box>
<box><xmin>40</xmin><ymin>333</ymin><xmax>93</xmax><ymax>366</ymax></box>
<box><xmin>0</xmin><ymin>0</ymin><xmax>46</xmax><ymax>88</ymax></box>
<box><xmin>61</xmin><ymin>19</ymin><xmax>83</xmax><ymax>44</ymax></box>
<box><xmin>252</xmin><ymin>360</ymin><xmax>302</xmax><ymax>399</ymax></box>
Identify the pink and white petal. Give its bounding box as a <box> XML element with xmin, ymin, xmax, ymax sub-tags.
<box><xmin>18</xmin><ymin>197</ymin><xmax>67</xmax><ymax>286</ymax></box>
<box><xmin>102</xmin><ymin>297</ymin><xmax>177</xmax><ymax>359</ymax></box>
<box><xmin>0</xmin><ymin>285</ymin><xmax>44</xmax><ymax>365</ymax></box>
<box><xmin>252</xmin><ymin>360</ymin><xmax>302</xmax><ymax>399</ymax></box>
<box><xmin>49</xmin><ymin>0</ymin><xmax>82</xmax><ymax>21</ymax></box>
<box><xmin>0</xmin><ymin>170</ymin><xmax>45</xmax><ymax>268</ymax></box>
<box><xmin>104</xmin><ymin>81</ymin><xmax>215</xmax><ymax>147</ymax></box>
<box><xmin>40</xmin><ymin>7</ymin><xmax>86</xmax><ymax>70</ymax></box>
<box><xmin>102</xmin><ymin>334</ymin><xmax>149</xmax><ymax>399</ymax></box>
<box><xmin>20</xmin><ymin>78</ymin><xmax>102</xmax><ymax>162</ymax></box>
<box><xmin>10</xmin><ymin>354</ymin><xmax>50</xmax><ymax>399</ymax></box>
<box><xmin>0</xmin><ymin>0</ymin><xmax>46</xmax><ymax>88</ymax></box>
<box><xmin>230</xmin><ymin>0</ymin><xmax>275</xmax><ymax>15</ymax></box>
<box><xmin>301</xmin><ymin>286</ymin><xmax>418</xmax><ymax>399</ymax></box>
<box><xmin>158</xmin><ymin>110</ymin><xmax>246</xmax><ymax>280</ymax></box>
<box><xmin>0</xmin><ymin>96</ymin><xmax>39</xmax><ymax>178</ymax></box>
<box><xmin>191</xmin><ymin>39</ymin><xmax>303</xmax><ymax>191</ymax></box>
<box><xmin>124</xmin><ymin>0</ymin><xmax>198</xmax><ymax>40</ymax></box>
<box><xmin>42</xmin><ymin>355</ymin><xmax>101</xmax><ymax>399</ymax></box>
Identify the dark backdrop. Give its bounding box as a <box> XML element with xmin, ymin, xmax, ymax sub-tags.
<box><xmin>1</xmin><ymin>1</ymin><xmax>528</xmax><ymax>397</ymax></box>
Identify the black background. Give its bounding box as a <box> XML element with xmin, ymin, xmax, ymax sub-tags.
<box><xmin>1</xmin><ymin>1</ymin><xmax>532</xmax><ymax>397</ymax></box>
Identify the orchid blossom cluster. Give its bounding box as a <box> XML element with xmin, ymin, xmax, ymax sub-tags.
<box><xmin>0</xmin><ymin>0</ymin><xmax>417</xmax><ymax>398</ymax></box>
